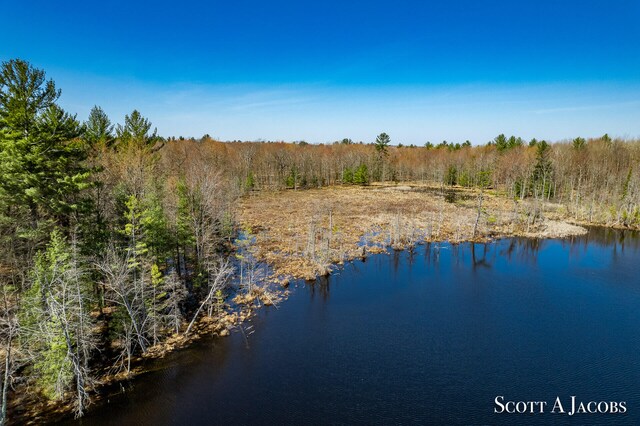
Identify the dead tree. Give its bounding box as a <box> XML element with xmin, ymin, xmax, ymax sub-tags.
<box><xmin>472</xmin><ymin>189</ymin><xmax>485</xmax><ymax>239</ymax></box>
<box><xmin>185</xmin><ymin>257</ymin><xmax>232</xmax><ymax>336</ymax></box>
<box><xmin>0</xmin><ymin>284</ymin><xmax>18</xmax><ymax>426</ymax></box>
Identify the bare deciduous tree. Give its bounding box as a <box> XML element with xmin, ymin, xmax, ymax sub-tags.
<box><xmin>185</xmin><ymin>257</ymin><xmax>232</xmax><ymax>336</ymax></box>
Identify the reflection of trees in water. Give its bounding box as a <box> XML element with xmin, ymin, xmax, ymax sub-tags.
<box><xmin>566</xmin><ymin>234</ymin><xmax>588</xmax><ymax>260</ymax></box>
<box><xmin>582</xmin><ymin>226</ymin><xmax>640</xmax><ymax>251</ymax></box>
<box><xmin>489</xmin><ymin>227</ymin><xmax>637</xmax><ymax>267</ymax></box>
<box><xmin>308</xmin><ymin>228</ymin><xmax>639</xmax><ymax>304</ymax></box>
<box><xmin>451</xmin><ymin>244</ymin><xmax>462</xmax><ymax>267</ymax></box>
<box><xmin>423</xmin><ymin>239</ymin><xmax>544</xmax><ymax>270</ymax></box>
<box><xmin>310</xmin><ymin>274</ymin><xmax>331</xmax><ymax>302</ymax></box>
<box><xmin>424</xmin><ymin>242</ymin><xmax>432</xmax><ymax>263</ymax></box>
<box><xmin>406</xmin><ymin>246</ymin><xmax>416</xmax><ymax>267</ymax></box>
<box><xmin>392</xmin><ymin>249</ymin><xmax>401</xmax><ymax>272</ymax></box>
<box><xmin>500</xmin><ymin>237</ymin><xmax>543</xmax><ymax>264</ymax></box>
<box><xmin>559</xmin><ymin>226</ymin><xmax>640</xmax><ymax>263</ymax></box>
<box><xmin>423</xmin><ymin>242</ymin><xmax>442</xmax><ymax>266</ymax></box>
<box><xmin>470</xmin><ymin>243</ymin><xmax>492</xmax><ymax>270</ymax></box>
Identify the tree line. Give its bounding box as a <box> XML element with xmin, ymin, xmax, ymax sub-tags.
<box><xmin>1</xmin><ymin>58</ymin><xmax>639</xmax><ymax>423</ymax></box>
<box><xmin>0</xmin><ymin>59</ymin><xmax>236</xmax><ymax>422</ymax></box>
<box><xmin>182</xmin><ymin>131</ymin><xmax>638</xmax><ymax>227</ymax></box>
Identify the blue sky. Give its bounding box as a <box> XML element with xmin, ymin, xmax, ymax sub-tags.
<box><xmin>2</xmin><ymin>0</ymin><xmax>639</xmax><ymax>144</ymax></box>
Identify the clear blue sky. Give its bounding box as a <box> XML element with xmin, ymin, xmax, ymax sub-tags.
<box><xmin>2</xmin><ymin>0</ymin><xmax>639</xmax><ymax>144</ymax></box>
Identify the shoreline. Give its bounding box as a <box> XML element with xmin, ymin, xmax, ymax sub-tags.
<box><xmin>15</xmin><ymin>184</ymin><xmax>638</xmax><ymax>424</ymax></box>
<box><xmin>11</xmin><ymin>297</ymin><xmax>268</xmax><ymax>425</ymax></box>
<box><xmin>238</xmin><ymin>183</ymin><xmax>595</xmax><ymax>281</ymax></box>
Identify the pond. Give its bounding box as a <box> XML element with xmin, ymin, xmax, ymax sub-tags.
<box><xmin>67</xmin><ymin>227</ymin><xmax>640</xmax><ymax>425</ymax></box>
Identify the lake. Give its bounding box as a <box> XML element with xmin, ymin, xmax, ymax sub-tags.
<box><xmin>68</xmin><ymin>227</ymin><xmax>640</xmax><ymax>425</ymax></box>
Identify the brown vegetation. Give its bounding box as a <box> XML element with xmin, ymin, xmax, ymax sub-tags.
<box><xmin>173</xmin><ymin>133</ymin><xmax>640</xmax><ymax>231</ymax></box>
<box><xmin>238</xmin><ymin>183</ymin><xmax>587</xmax><ymax>280</ymax></box>
<box><xmin>2</xmin><ymin>58</ymin><xmax>638</xmax><ymax>424</ymax></box>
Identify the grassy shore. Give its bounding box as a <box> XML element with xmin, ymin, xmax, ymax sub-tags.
<box><xmin>238</xmin><ymin>183</ymin><xmax>587</xmax><ymax>281</ymax></box>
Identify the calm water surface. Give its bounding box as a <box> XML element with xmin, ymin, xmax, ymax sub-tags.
<box><xmin>69</xmin><ymin>227</ymin><xmax>640</xmax><ymax>425</ymax></box>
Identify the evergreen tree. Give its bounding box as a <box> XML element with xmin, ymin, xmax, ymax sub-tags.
<box><xmin>372</xmin><ymin>133</ymin><xmax>390</xmax><ymax>181</ymax></box>
<box><xmin>532</xmin><ymin>140</ymin><xmax>553</xmax><ymax>198</ymax></box>
<box><xmin>245</xmin><ymin>171</ymin><xmax>256</xmax><ymax>191</ymax></box>
<box><xmin>116</xmin><ymin>110</ymin><xmax>158</xmax><ymax>147</ymax></box>
<box><xmin>83</xmin><ymin>106</ymin><xmax>114</xmax><ymax>148</ymax></box>
<box><xmin>510</xmin><ymin>136</ymin><xmax>524</xmax><ymax>148</ymax></box>
<box><xmin>353</xmin><ymin>164</ymin><xmax>369</xmax><ymax>185</ymax></box>
<box><xmin>374</xmin><ymin>132</ymin><xmax>390</xmax><ymax>155</ymax></box>
<box><xmin>139</xmin><ymin>191</ymin><xmax>171</xmax><ymax>260</ymax></box>
<box><xmin>445</xmin><ymin>165</ymin><xmax>458</xmax><ymax>186</ymax></box>
<box><xmin>0</xmin><ymin>59</ymin><xmax>60</xmax><ymax>137</ymax></box>
<box><xmin>343</xmin><ymin>167</ymin><xmax>354</xmax><ymax>184</ymax></box>
<box><xmin>175</xmin><ymin>179</ymin><xmax>195</xmax><ymax>276</ymax></box>
<box><xmin>0</xmin><ymin>59</ymin><xmax>92</xmax><ymax>234</ymax></box>
<box><xmin>494</xmin><ymin>134</ymin><xmax>508</xmax><ymax>152</ymax></box>
<box><xmin>572</xmin><ymin>136</ymin><xmax>586</xmax><ymax>150</ymax></box>
<box><xmin>285</xmin><ymin>167</ymin><xmax>299</xmax><ymax>189</ymax></box>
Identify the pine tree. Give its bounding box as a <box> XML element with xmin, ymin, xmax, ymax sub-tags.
<box><xmin>374</xmin><ymin>132</ymin><xmax>390</xmax><ymax>156</ymax></box>
<box><xmin>373</xmin><ymin>133</ymin><xmax>390</xmax><ymax>181</ymax></box>
<box><xmin>174</xmin><ymin>179</ymin><xmax>195</xmax><ymax>276</ymax></box>
<box><xmin>0</xmin><ymin>59</ymin><xmax>92</xmax><ymax>235</ymax></box>
<box><xmin>139</xmin><ymin>191</ymin><xmax>171</xmax><ymax>260</ymax></box>
<box><xmin>83</xmin><ymin>106</ymin><xmax>114</xmax><ymax>148</ymax></box>
<box><xmin>494</xmin><ymin>134</ymin><xmax>508</xmax><ymax>152</ymax></box>
<box><xmin>532</xmin><ymin>140</ymin><xmax>554</xmax><ymax>198</ymax></box>
<box><xmin>343</xmin><ymin>167</ymin><xmax>354</xmax><ymax>184</ymax></box>
<box><xmin>0</xmin><ymin>59</ymin><xmax>60</xmax><ymax>137</ymax></box>
<box><xmin>353</xmin><ymin>164</ymin><xmax>369</xmax><ymax>185</ymax></box>
<box><xmin>116</xmin><ymin>110</ymin><xmax>158</xmax><ymax>147</ymax></box>
<box><xmin>573</xmin><ymin>136</ymin><xmax>586</xmax><ymax>150</ymax></box>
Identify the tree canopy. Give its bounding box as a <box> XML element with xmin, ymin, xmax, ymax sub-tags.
<box><xmin>374</xmin><ymin>132</ymin><xmax>390</xmax><ymax>155</ymax></box>
<box><xmin>116</xmin><ymin>109</ymin><xmax>158</xmax><ymax>147</ymax></box>
<box><xmin>0</xmin><ymin>59</ymin><xmax>60</xmax><ymax>137</ymax></box>
<box><xmin>83</xmin><ymin>105</ymin><xmax>114</xmax><ymax>148</ymax></box>
<box><xmin>0</xmin><ymin>59</ymin><xmax>91</xmax><ymax>234</ymax></box>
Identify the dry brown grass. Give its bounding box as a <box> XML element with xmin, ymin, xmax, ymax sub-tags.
<box><xmin>238</xmin><ymin>183</ymin><xmax>586</xmax><ymax>280</ymax></box>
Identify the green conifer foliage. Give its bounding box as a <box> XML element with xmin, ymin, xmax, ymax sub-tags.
<box><xmin>83</xmin><ymin>106</ymin><xmax>114</xmax><ymax>148</ymax></box>
<box><xmin>353</xmin><ymin>164</ymin><xmax>369</xmax><ymax>185</ymax></box>
<box><xmin>0</xmin><ymin>59</ymin><xmax>92</xmax><ymax>236</ymax></box>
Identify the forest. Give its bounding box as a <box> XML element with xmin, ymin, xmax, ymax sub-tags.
<box><xmin>1</xmin><ymin>58</ymin><xmax>639</xmax><ymax>424</ymax></box>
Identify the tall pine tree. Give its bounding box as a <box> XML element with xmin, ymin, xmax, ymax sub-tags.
<box><xmin>0</xmin><ymin>59</ymin><xmax>92</xmax><ymax>238</ymax></box>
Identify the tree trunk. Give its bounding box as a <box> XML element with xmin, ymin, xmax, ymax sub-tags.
<box><xmin>472</xmin><ymin>189</ymin><xmax>484</xmax><ymax>239</ymax></box>
<box><xmin>0</xmin><ymin>338</ymin><xmax>10</xmax><ymax>426</ymax></box>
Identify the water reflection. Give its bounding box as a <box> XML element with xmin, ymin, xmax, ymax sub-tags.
<box><xmin>66</xmin><ymin>226</ymin><xmax>640</xmax><ymax>426</ymax></box>
<box><xmin>310</xmin><ymin>274</ymin><xmax>331</xmax><ymax>302</ymax></box>
<box><xmin>581</xmin><ymin>226</ymin><xmax>639</xmax><ymax>249</ymax></box>
<box><xmin>470</xmin><ymin>243</ymin><xmax>492</xmax><ymax>270</ymax></box>
<box><xmin>311</xmin><ymin>226</ymin><xmax>637</xmax><ymax>302</ymax></box>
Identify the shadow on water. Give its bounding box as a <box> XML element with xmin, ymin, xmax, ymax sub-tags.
<box><xmin>63</xmin><ymin>226</ymin><xmax>640</xmax><ymax>426</ymax></box>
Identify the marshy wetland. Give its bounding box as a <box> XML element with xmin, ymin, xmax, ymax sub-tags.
<box><xmin>2</xmin><ymin>59</ymin><xmax>639</xmax><ymax>425</ymax></box>
<box><xmin>65</xmin><ymin>226</ymin><xmax>640</xmax><ymax>425</ymax></box>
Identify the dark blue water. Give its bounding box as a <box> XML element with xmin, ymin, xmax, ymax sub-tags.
<box><xmin>71</xmin><ymin>227</ymin><xmax>640</xmax><ymax>425</ymax></box>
